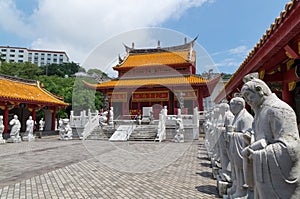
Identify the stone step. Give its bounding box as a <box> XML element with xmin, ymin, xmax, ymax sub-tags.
<box><xmin>128</xmin><ymin>125</ymin><xmax>157</xmax><ymax>141</ymax></box>
<box><xmin>129</xmin><ymin>138</ymin><xmax>156</xmax><ymax>141</ymax></box>
<box><xmin>86</xmin><ymin>126</ymin><xmax>115</xmax><ymax>140</ymax></box>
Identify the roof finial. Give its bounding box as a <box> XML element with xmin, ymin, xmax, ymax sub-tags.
<box><xmin>118</xmin><ymin>54</ymin><xmax>123</xmax><ymax>64</ymax></box>
<box><xmin>184</xmin><ymin>37</ymin><xmax>187</xmax><ymax>44</ymax></box>
<box><xmin>132</xmin><ymin>42</ymin><xmax>135</xmax><ymax>49</ymax></box>
<box><xmin>157</xmin><ymin>40</ymin><xmax>161</xmax><ymax>48</ymax></box>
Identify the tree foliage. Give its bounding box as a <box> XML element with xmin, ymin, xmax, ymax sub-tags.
<box><xmin>0</xmin><ymin>62</ymin><xmax>105</xmax><ymax>117</ymax></box>
<box><xmin>0</xmin><ymin>62</ymin><xmax>43</xmax><ymax>79</ymax></box>
<box><xmin>87</xmin><ymin>68</ymin><xmax>108</xmax><ymax>77</ymax></box>
<box><xmin>40</xmin><ymin>62</ymin><xmax>85</xmax><ymax>77</ymax></box>
<box><xmin>72</xmin><ymin>77</ymin><xmax>103</xmax><ymax>114</ymax></box>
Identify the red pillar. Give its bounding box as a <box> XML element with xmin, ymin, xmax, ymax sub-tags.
<box><xmin>51</xmin><ymin>108</ymin><xmax>56</xmax><ymax>131</ymax></box>
<box><xmin>282</xmin><ymin>81</ymin><xmax>293</xmax><ymax>106</ymax></box>
<box><xmin>198</xmin><ymin>88</ymin><xmax>204</xmax><ymax>111</ymax></box>
<box><xmin>32</xmin><ymin>108</ymin><xmax>36</xmax><ymax>122</ymax></box>
<box><xmin>4</xmin><ymin>106</ymin><xmax>8</xmax><ymax>133</ymax></box>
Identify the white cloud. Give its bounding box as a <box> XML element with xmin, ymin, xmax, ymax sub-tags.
<box><xmin>0</xmin><ymin>0</ymin><xmax>33</xmax><ymax>38</ymax></box>
<box><xmin>0</xmin><ymin>0</ymin><xmax>212</xmax><ymax>69</ymax></box>
<box><xmin>211</xmin><ymin>45</ymin><xmax>251</xmax><ymax>57</ymax></box>
<box><xmin>208</xmin><ymin>45</ymin><xmax>252</xmax><ymax>74</ymax></box>
<box><xmin>227</xmin><ymin>45</ymin><xmax>250</xmax><ymax>57</ymax></box>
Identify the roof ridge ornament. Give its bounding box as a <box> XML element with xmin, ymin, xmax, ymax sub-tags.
<box><xmin>122</xmin><ymin>35</ymin><xmax>199</xmax><ymax>54</ymax></box>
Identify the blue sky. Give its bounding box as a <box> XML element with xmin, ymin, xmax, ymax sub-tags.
<box><xmin>0</xmin><ymin>0</ymin><xmax>290</xmax><ymax>75</ymax></box>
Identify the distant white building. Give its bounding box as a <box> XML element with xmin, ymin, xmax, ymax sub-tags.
<box><xmin>0</xmin><ymin>46</ymin><xmax>69</xmax><ymax>66</ymax></box>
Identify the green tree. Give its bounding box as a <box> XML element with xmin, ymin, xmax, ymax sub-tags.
<box><xmin>0</xmin><ymin>61</ymin><xmax>104</xmax><ymax>117</ymax></box>
<box><xmin>36</xmin><ymin>75</ymin><xmax>103</xmax><ymax>116</ymax></box>
<box><xmin>87</xmin><ymin>68</ymin><xmax>108</xmax><ymax>77</ymax></box>
<box><xmin>41</xmin><ymin>62</ymin><xmax>85</xmax><ymax>77</ymax></box>
<box><xmin>72</xmin><ymin>77</ymin><xmax>103</xmax><ymax>114</ymax></box>
<box><xmin>0</xmin><ymin>62</ymin><xmax>43</xmax><ymax>79</ymax></box>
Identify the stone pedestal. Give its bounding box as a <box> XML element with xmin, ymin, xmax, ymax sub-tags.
<box><xmin>217</xmin><ymin>175</ymin><xmax>231</xmax><ymax>197</ymax></box>
<box><xmin>7</xmin><ymin>136</ymin><xmax>21</xmax><ymax>143</ymax></box>
<box><xmin>0</xmin><ymin>138</ymin><xmax>5</xmax><ymax>144</ymax></box>
<box><xmin>23</xmin><ymin>134</ymin><xmax>35</xmax><ymax>142</ymax></box>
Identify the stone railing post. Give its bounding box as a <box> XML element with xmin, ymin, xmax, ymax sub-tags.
<box><xmin>177</xmin><ymin>108</ymin><xmax>181</xmax><ymax>118</ymax></box>
<box><xmin>82</xmin><ymin>110</ymin><xmax>87</xmax><ymax>126</ymax></box>
<box><xmin>70</xmin><ymin>110</ymin><xmax>74</xmax><ymax>125</ymax></box>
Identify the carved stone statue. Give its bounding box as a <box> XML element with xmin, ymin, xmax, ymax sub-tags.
<box><xmin>59</xmin><ymin>119</ymin><xmax>72</xmax><ymax>140</ymax></box>
<box><xmin>99</xmin><ymin>110</ymin><xmax>108</xmax><ymax>127</ymax></box>
<box><xmin>173</xmin><ymin>116</ymin><xmax>184</xmax><ymax>143</ymax></box>
<box><xmin>109</xmin><ymin>107</ymin><xmax>114</xmax><ymax>125</ymax></box>
<box><xmin>241</xmin><ymin>77</ymin><xmax>300</xmax><ymax>199</ymax></box>
<box><xmin>227</xmin><ymin>97</ymin><xmax>253</xmax><ymax>198</ymax></box>
<box><xmin>218</xmin><ymin>103</ymin><xmax>234</xmax><ymax>180</ymax></box>
<box><xmin>0</xmin><ymin>115</ymin><xmax>5</xmax><ymax>144</ymax></box>
<box><xmin>206</xmin><ymin>106</ymin><xmax>222</xmax><ymax>159</ymax></box>
<box><xmin>39</xmin><ymin>118</ymin><xmax>45</xmax><ymax>131</ymax></box>
<box><xmin>23</xmin><ymin>116</ymin><xmax>35</xmax><ymax>142</ymax></box>
<box><xmin>8</xmin><ymin>115</ymin><xmax>21</xmax><ymax>143</ymax></box>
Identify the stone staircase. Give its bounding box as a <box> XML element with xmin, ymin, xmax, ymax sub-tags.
<box><xmin>128</xmin><ymin>125</ymin><xmax>158</xmax><ymax>141</ymax></box>
<box><xmin>86</xmin><ymin>126</ymin><xmax>115</xmax><ymax>140</ymax></box>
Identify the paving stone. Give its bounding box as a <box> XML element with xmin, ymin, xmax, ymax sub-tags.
<box><xmin>0</xmin><ymin>137</ymin><xmax>218</xmax><ymax>198</ymax></box>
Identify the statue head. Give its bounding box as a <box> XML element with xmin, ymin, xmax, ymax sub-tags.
<box><xmin>219</xmin><ymin>103</ymin><xmax>230</xmax><ymax>115</ymax></box>
<box><xmin>230</xmin><ymin>97</ymin><xmax>245</xmax><ymax>115</ymax></box>
<box><xmin>29</xmin><ymin>116</ymin><xmax>32</xmax><ymax>120</ymax></box>
<box><xmin>241</xmin><ymin>78</ymin><xmax>272</xmax><ymax>109</ymax></box>
<box><xmin>13</xmin><ymin>115</ymin><xmax>18</xmax><ymax>119</ymax></box>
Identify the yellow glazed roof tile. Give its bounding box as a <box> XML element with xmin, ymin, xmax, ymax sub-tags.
<box><xmin>84</xmin><ymin>75</ymin><xmax>207</xmax><ymax>89</ymax></box>
<box><xmin>0</xmin><ymin>76</ymin><xmax>68</xmax><ymax>106</ymax></box>
<box><xmin>115</xmin><ymin>51</ymin><xmax>193</xmax><ymax>68</ymax></box>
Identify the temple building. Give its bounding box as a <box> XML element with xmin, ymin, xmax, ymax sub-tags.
<box><xmin>0</xmin><ymin>75</ymin><xmax>68</xmax><ymax>134</ymax></box>
<box><xmin>84</xmin><ymin>38</ymin><xmax>220</xmax><ymax>119</ymax></box>
<box><xmin>214</xmin><ymin>0</ymin><xmax>300</xmax><ymax>123</ymax></box>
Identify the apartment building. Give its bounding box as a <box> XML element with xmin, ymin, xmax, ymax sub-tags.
<box><xmin>0</xmin><ymin>46</ymin><xmax>69</xmax><ymax>66</ymax></box>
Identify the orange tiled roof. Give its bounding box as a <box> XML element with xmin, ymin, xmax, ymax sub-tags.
<box><xmin>84</xmin><ymin>75</ymin><xmax>207</xmax><ymax>89</ymax></box>
<box><xmin>114</xmin><ymin>50</ymin><xmax>194</xmax><ymax>69</ymax></box>
<box><xmin>0</xmin><ymin>75</ymin><xmax>68</xmax><ymax>106</ymax></box>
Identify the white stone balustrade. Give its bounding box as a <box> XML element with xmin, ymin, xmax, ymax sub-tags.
<box><xmin>69</xmin><ymin>109</ymin><xmax>99</xmax><ymax>139</ymax></box>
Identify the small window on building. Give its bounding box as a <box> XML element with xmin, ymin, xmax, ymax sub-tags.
<box><xmin>19</xmin><ymin>50</ymin><xmax>24</xmax><ymax>53</ymax></box>
<box><xmin>10</xmin><ymin>49</ymin><xmax>15</xmax><ymax>52</ymax></box>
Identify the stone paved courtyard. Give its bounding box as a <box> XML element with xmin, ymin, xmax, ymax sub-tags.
<box><xmin>0</xmin><ymin>136</ymin><xmax>219</xmax><ymax>198</ymax></box>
